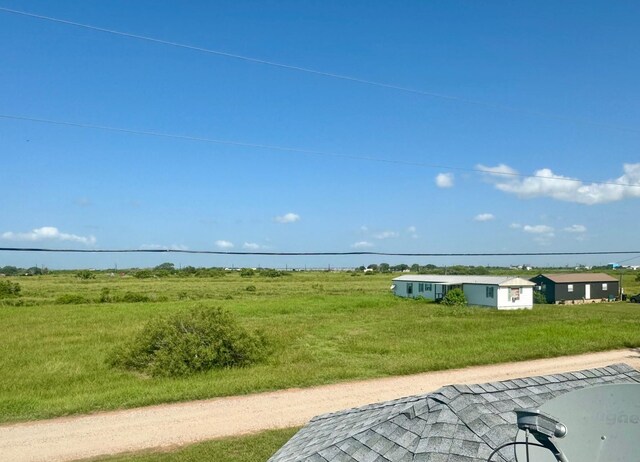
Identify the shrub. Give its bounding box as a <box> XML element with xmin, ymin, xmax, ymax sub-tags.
<box><xmin>533</xmin><ymin>291</ymin><xmax>548</xmax><ymax>304</ymax></box>
<box><xmin>56</xmin><ymin>293</ymin><xmax>89</xmax><ymax>304</ymax></box>
<box><xmin>245</xmin><ymin>285</ymin><xmax>256</xmax><ymax>292</ymax></box>
<box><xmin>119</xmin><ymin>292</ymin><xmax>151</xmax><ymax>303</ymax></box>
<box><xmin>133</xmin><ymin>270</ymin><xmax>153</xmax><ymax>279</ymax></box>
<box><xmin>259</xmin><ymin>269</ymin><xmax>286</xmax><ymax>278</ymax></box>
<box><xmin>98</xmin><ymin>287</ymin><xmax>113</xmax><ymax>303</ymax></box>
<box><xmin>109</xmin><ymin>306</ymin><xmax>269</xmax><ymax>377</ymax></box>
<box><xmin>440</xmin><ymin>288</ymin><xmax>467</xmax><ymax>306</ymax></box>
<box><xmin>240</xmin><ymin>268</ymin><xmax>255</xmax><ymax>277</ymax></box>
<box><xmin>0</xmin><ymin>280</ymin><xmax>21</xmax><ymax>298</ymax></box>
<box><xmin>76</xmin><ymin>270</ymin><xmax>96</xmax><ymax>280</ymax></box>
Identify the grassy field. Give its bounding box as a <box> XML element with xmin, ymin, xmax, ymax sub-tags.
<box><xmin>1</xmin><ymin>270</ymin><xmax>639</xmax><ymax>424</ymax></box>
<box><xmin>95</xmin><ymin>428</ymin><xmax>299</xmax><ymax>462</ymax></box>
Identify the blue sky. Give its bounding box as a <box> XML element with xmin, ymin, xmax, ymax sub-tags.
<box><xmin>1</xmin><ymin>1</ymin><xmax>639</xmax><ymax>269</ymax></box>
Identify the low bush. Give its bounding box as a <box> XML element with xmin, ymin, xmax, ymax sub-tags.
<box><xmin>240</xmin><ymin>268</ymin><xmax>255</xmax><ymax>277</ymax></box>
<box><xmin>133</xmin><ymin>270</ymin><xmax>153</xmax><ymax>279</ymax></box>
<box><xmin>56</xmin><ymin>293</ymin><xmax>90</xmax><ymax>304</ymax></box>
<box><xmin>119</xmin><ymin>292</ymin><xmax>150</xmax><ymax>303</ymax></box>
<box><xmin>76</xmin><ymin>270</ymin><xmax>96</xmax><ymax>280</ymax></box>
<box><xmin>533</xmin><ymin>291</ymin><xmax>548</xmax><ymax>304</ymax></box>
<box><xmin>245</xmin><ymin>285</ymin><xmax>256</xmax><ymax>292</ymax></box>
<box><xmin>440</xmin><ymin>288</ymin><xmax>467</xmax><ymax>306</ymax></box>
<box><xmin>0</xmin><ymin>280</ymin><xmax>21</xmax><ymax>298</ymax></box>
<box><xmin>109</xmin><ymin>306</ymin><xmax>269</xmax><ymax>377</ymax></box>
<box><xmin>98</xmin><ymin>287</ymin><xmax>113</xmax><ymax>303</ymax></box>
<box><xmin>259</xmin><ymin>269</ymin><xmax>286</xmax><ymax>278</ymax></box>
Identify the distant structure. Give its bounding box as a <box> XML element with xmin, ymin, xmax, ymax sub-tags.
<box><xmin>391</xmin><ymin>275</ymin><xmax>535</xmax><ymax>309</ymax></box>
<box><xmin>269</xmin><ymin>364</ymin><xmax>639</xmax><ymax>462</ymax></box>
<box><xmin>530</xmin><ymin>273</ymin><xmax>619</xmax><ymax>304</ymax></box>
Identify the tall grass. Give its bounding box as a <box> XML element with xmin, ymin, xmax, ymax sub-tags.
<box><xmin>0</xmin><ymin>271</ymin><xmax>639</xmax><ymax>423</ymax></box>
<box><xmin>95</xmin><ymin>428</ymin><xmax>299</xmax><ymax>462</ymax></box>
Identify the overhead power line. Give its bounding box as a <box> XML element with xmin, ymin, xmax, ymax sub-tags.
<box><xmin>1</xmin><ymin>6</ymin><xmax>639</xmax><ymax>134</ymax></box>
<box><xmin>1</xmin><ymin>247</ymin><xmax>640</xmax><ymax>257</ymax></box>
<box><xmin>2</xmin><ymin>113</ymin><xmax>639</xmax><ymax>189</ymax></box>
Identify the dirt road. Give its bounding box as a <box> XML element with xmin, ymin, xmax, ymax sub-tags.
<box><xmin>1</xmin><ymin>349</ymin><xmax>638</xmax><ymax>462</ymax></box>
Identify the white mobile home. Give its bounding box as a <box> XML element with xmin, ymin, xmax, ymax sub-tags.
<box><xmin>391</xmin><ymin>275</ymin><xmax>535</xmax><ymax>309</ymax></box>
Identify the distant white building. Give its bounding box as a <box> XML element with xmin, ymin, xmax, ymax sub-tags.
<box><xmin>391</xmin><ymin>275</ymin><xmax>535</xmax><ymax>310</ymax></box>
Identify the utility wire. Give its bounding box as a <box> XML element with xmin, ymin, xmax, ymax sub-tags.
<box><xmin>2</xmin><ymin>113</ymin><xmax>640</xmax><ymax>189</ymax></box>
<box><xmin>1</xmin><ymin>6</ymin><xmax>639</xmax><ymax>134</ymax></box>
<box><xmin>1</xmin><ymin>247</ymin><xmax>640</xmax><ymax>257</ymax></box>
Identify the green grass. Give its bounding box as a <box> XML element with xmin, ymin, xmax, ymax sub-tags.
<box><xmin>1</xmin><ymin>271</ymin><xmax>639</xmax><ymax>424</ymax></box>
<box><xmin>94</xmin><ymin>428</ymin><xmax>299</xmax><ymax>462</ymax></box>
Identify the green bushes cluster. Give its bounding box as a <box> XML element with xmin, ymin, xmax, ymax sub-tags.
<box><xmin>120</xmin><ymin>292</ymin><xmax>151</xmax><ymax>303</ymax></box>
<box><xmin>56</xmin><ymin>293</ymin><xmax>90</xmax><ymax>304</ymax></box>
<box><xmin>240</xmin><ymin>268</ymin><xmax>255</xmax><ymax>277</ymax></box>
<box><xmin>109</xmin><ymin>306</ymin><xmax>269</xmax><ymax>377</ymax></box>
<box><xmin>76</xmin><ymin>270</ymin><xmax>96</xmax><ymax>280</ymax></box>
<box><xmin>0</xmin><ymin>280</ymin><xmax>21</xmax><ymax>298</ymax></box>
<box><xmin>533</xmin><ymin>291</ymin><xmax>548</xmax><ymax>304</ymax></box>
<box><xmin>440</xmin><ymin>288</ymin><xmax>468</xmax><ymax>306</ymax></box>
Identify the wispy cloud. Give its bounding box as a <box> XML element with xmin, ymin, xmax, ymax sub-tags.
<box><xmin>215</xmin><ymin>240</ymin><xmax>234</xmax><ymax>249</ymax></box>
<box><xmin>140</xmin><ymin>244</ymin><xmax>188</xmax><ymax>251</ymax></box>
<box><xmin>352</xmin><ymin>241</ymin><xmax>374</xmax><ymax>249</ymax></box>
<box><xmin>274</xmin><ymin>212</ymin><xmax>300</xmax><ymax>223</ymax></box>
<box><xmin>474</xmin><ymin>213</ymin><xmax>495</xmax><ymax>222</ymax></box>
<box><xmin>243</xmin><ymin>242</ymin><xmax>261</xmax><ymax>250</ymax></box>
<box><xmin>564</xmin><ymin>224</ymin><xmax>587</xmax><ymax>233</ymax></box>
<box><xmin>435</xmin><ymin>173</ymin><xmax>454</xmax><ymax>188</ymax></box>
<box><xmin>522</xmin><ymin>225</ymin><xmax>555</xmax><ymax>235</ymax></box>
<box><xmin>1</xmin><ymin>226</ymin><xmax>96</xmax><ymax>245</ymax></box>
<box><xmin>407</xmin><ymin>225</ymin><xmax>418</xmax><ymax>238</ymax></box>
<box><xmin>373</xmin><ymin>231</ymin><xmax>399</xmax><ymax>239</ymax></box>
<box><xmin>478</xmin><ymin>163</ymin><xmax>640</xmax><ymax>205</ymax></box>
<box><xmin>510</xmin><ymin>223</ymin><xmax>554</xmax><ymax>245</ymax></box>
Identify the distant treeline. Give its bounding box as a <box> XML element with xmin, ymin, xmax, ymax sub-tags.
<box><xmin>1</xmin><ymin>262</ymin><xmax>621</xmax><ymax>278</ymax></box>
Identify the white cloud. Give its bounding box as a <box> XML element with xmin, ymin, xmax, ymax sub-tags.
<box><xmin>1</xmin><ymin>226</ymin><xmax>96</xmax><ymax>245</ymax></box>
<box><xmin>522</xmin><ymin>225</ymin><xmax>554</xmax><ymax>236</ymax></box>
<box><xmin>435</xmin><ymin>173</ymin><xmax>454</xmax><ymax>188</ymax></box>
<box><xmin>407</xmin><ymin>225</ymin><xmax>418</xmax><ymax>238</ymax></box>
<box><xmin>477</xmin><ymin>163</ymin><xmax>518</xmax><ymax>177</ymax></box>
<box><xmin>477</xmin><ymin>163</ymin><xmax>640</xmax><ymax>205</ymax></box>
<box><xmin>215</xmin><ymin>240</ymin><xmax>234</xmax><ymax>249</ymax></box>
<box><xmin>360</xmin><ymin>225</ymin><xmax>369</xmax><ymax>232</ymax></box>
<box><xmin>274</xmin><ymin>212</ymin><xmax>300</xmax><ymax>223</ymax></box>
<box><xmin>373</xmin><ymin>231</ymin><xmax>399</xmax><ymax>239</ymax></box>
<box><xmin>564</xmin><ymin>224</ymin><xmax>587</xmax><ymax>233</ymax></box>
<box><xmin>140</xmin><ymin>244</ymin><xmax>188</xmax><ymax>251</ymax></box>
<box><xmin>510</xmin><ymin>223</ymin><xmax>554</xmax><ymax>245</ymax></box>
<box><xmin>474</xmin><ymin>213</ymin><xmax>495</xmax><ymax>222</ymax></box>
<box><xmin>352</xmin><ymin>241</ymin><xmax>374</xmax><ymax>248</ymax></box>
<box><xmin>243</xmin><ymin>242</ymin><xmax>261</xmax><ymax>250</ymax></box>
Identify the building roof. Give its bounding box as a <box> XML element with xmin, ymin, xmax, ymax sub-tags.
<box><xmin>268</xmin><ymin>363</ymin><xmax>640</xmax><ymax>462</ymax></box>
<box><xmin>534</xmin><ymin>273</ymin><xmax>619</xmax><ymax>284</ymax></box>
<box><xmin>392</xmin><ymin>275</ymin><xmax>535</xmax><ymax>287</ymax></box>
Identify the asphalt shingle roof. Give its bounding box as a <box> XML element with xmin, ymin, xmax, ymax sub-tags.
<box><xmin>268</xmin><ymin>363</ymin><xmax>640</xmax><ymax>462</ymax></box>
<box><xmin>537</xmin><ymin>273</ymin><xmax>618</xmax><ymax>283</ymax></box>
<box><xmin>392</xmin><ymin>275</ymin><xmax>535</xmax><ymax>287</ymax></box>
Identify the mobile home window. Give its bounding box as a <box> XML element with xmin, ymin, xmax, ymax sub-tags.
<box><xmin>407</xmin><ymin>283</ymin><xmax>413</xmax><ymax>295</ymax></box>
<box><xmin>602</xmin><ymin>283</ymin><xmax>608</xmax><ymax>290</ymax></box>
<box><xmin>418</xmin><ymin>283</ymin><xmax>424</xmax><ymax>292</ymax></box>
<box><xmin>568</xmin><ymin>284</ymin><xmax>574</xmax><ymax>292</ymax></box>
<box><xmin>510</xmin><ymin>287</ymin><xmax>520</xmax><ymax>301</ymax></box>
<box><xmin>425</xmin><ymin>283</ymin><xmax>432</xmax><ymax>291</ymax></box>
<box><xmin>486</xmin><ymin>287</ymin><xmax>494</xmax><ymax>298</ymax></box>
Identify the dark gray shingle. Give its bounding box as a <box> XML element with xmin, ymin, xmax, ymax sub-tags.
<box><xmin>268</xmin><ymin>363</ymin><xmax>640</xmax><ymax>462</ymax></box>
